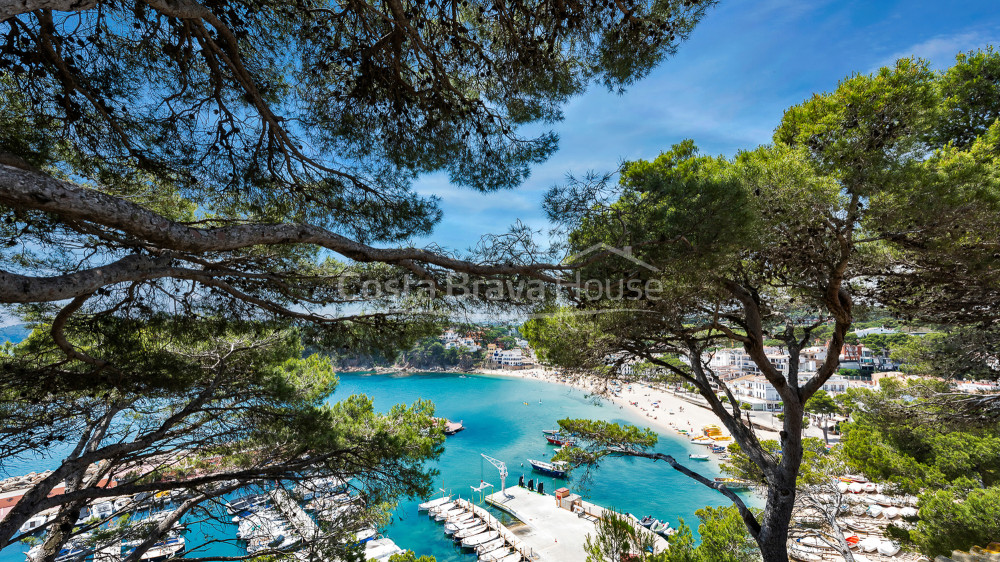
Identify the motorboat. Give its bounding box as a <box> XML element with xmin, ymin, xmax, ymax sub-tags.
<box><xmin>688</xmin><ymin>454</ymin><xmax>710</xmax><ymax>461</ymax></box>
<box><xmin>545</xmin><ymin>434</ymin><xmax>575</xmax><ymax>447</ymax></box>
<box><xmin>364</xmin><ymin>538</ymin><xmax>405</xmax><ymax>561</ymax></box>
<box><xmin>638</xmin><ymin>515</ymin><xmax>654</xmax><ymax>528</ymax></box>
<box><xmin>884</xmin><ymin>506</ymin><xmax>899</xmax><ymax>519</ymax></box>
<box><xmin>125</xmin><ymin>534</ymin><xmax>185</xmax><ymax>562</ymax></box>
<box><xmin>713</xmin><ymin>478</ymin><xmax>753</xmax><ymax>491</ymax></box>
<box><xmin>900</xmin><ymin>506</ymin><xmax>918</xmax><ymax>518</ymax></box>
<box><xmin>649</xmin><ymin>520</ymin><xmax>666</xmax><ymax>533</ymax></box>
<box><xmin>481</xmin><ymin>548</ymin><xmax>513</xmax><ymax>561</ymax></box>
<box><xmin>527</xmin><ymin>459</ymin><xmax>569</xmax><ymax>478</ymax></box>
<box><xmin>428</xmin><ymin>501</ymin><xmax>456</xmax><ymax>515</ymax></box>
<box><xmin>867</xmin><ymin>505</ymin><xmax>883</xmax><ymax>518</ymax></box>
<box><xmin>858</xmin><ymin>536</ymin><xmax>880</xmax><ymax>552</ymax></box>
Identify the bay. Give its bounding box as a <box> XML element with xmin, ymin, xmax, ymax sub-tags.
<box><xmin>0</xmin><ymin>371</ymin><xmax>760</xmax><ymax>562</ymax></box>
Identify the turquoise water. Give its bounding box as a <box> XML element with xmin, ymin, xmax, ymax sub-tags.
<box><xmin>336</xmin><ymin>372</ymin><xmax>758</xmax><ymax>560</ymax></box>
<box><xmin>0</xmin><ymin>372</ymin><xmax>758</xmax><ymax>562</ymax></box>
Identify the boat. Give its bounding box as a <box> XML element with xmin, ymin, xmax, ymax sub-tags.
<box><xmin>445</xmin><ymin>517</ymin><xmax>480</xmax><ymax>535</ymax></box>
<box><xmin>900</xmin><ymin>506</ymin><xmax>918</xmax><ymax>518</ymax></box>
<box><xmin>444</xmin><ymin>420</ymin><xmax>465</xmax><ymax>435</ymax></box>
<box><xmin>476</xmin><ymin>538</ymin><xmax>506</xmax><ymax>554</ymax></box>
<box><xmin>418</xmin><ymin>495</ymin><xmax>452</xmax><ymax>512</ymax></box>
<box><xmin>542</xmin><ymin>429</ymin><xmax>560</xmax><ymax>435</ymax></box>
<box><xmin>498</xmin><ymin>554</ymin><xmax>523</xmax><ymax>562</ymax></box>
<box><xmin>454</xmin><ymin>524</ymin><xmax>488</xmax><ymax>539</ymax></box>
<box><xmin>688</xmin><ymin>454</ymin><xmax>710</xmax><ymax>461</ymax></box>
<box><xmin>848</xmin><ymin>482</ymin><xmax>863</xmax><ymax>493</ymax></box>
<box><xmin>863</xmin><ymin>482</ymin><xmax>877</xmax><ymax>493</ymax></box>
<box><xmin>877</xmin><ymin>541</ymin><xmax>901</xmax><ymax>556</ymax></box>
<box><xmin>545</xmin><ymin>434</ymin><xmax>575</xmax><ymax>446</ymax></box>
<box><xmin>527</xmin><ymin>459</ymin><xmax>569</xmax><ymax>478</ymax></box>
<box><xmin>364</xmin><ymin>538</ymin><xmax>405</xmax><ymax>561</ymax></box>
<box><xmin>884</xmin><ymin>506</ymin><xmax>899</xmax><ymax>519</ymax></box>
<box><xmin>638</xmin><ymin>515</ymin><xmax>654</xmax><ymax>528</ymax></box>
<box><xmin>858</xmin><ymin>536</ymin><xmax>881</xmax><ymax>552</ymax></box>
<box><xmin>689</xmin><ymin>436</ymin><xmax>714</xmax><ymax>445</ymax></box>
<box><xmin>428</xmin><ymin>501</ymin><xmax>457</xmax><ymax>514</ymax></box>
<box><xmin>788</xmin><ymin>545</ymin><xmax>822</xmax><ymax>562</ymax></box>
<box><xmin>435</xmin><ymin>507</ymin><xmax>466</xmax><ymax>521</ymax></box>
<box><xmin>649</xmin><ymin>520</ymin><xmax>666</xmax><ymax>533</ymax></box>
<box><xmin>867</xmin><ymin>504</ymin><xmax>883</xmax><ymax>518</ymax></box>
<box><xmin>480</xmin><ymin>548</ymin><xmax>513</xmax><ymax>561</ymax></box>
<box><xmin>126</xmin><ymin>534</ymin><xmax>185</xmax><ymax>562</ymax></box>
<box><xmin>462</xmin><ymin>531</ymin><xmax>500</xmax><ymax>548</ymax></box>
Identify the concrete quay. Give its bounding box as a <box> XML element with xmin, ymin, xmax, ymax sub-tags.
<box><xmin>485</xmin><ymin>486</ymin><xmax>667</xmax><ymax>561</ymax></box>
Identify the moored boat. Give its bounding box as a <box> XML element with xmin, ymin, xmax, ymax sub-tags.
<box><xmin>527</xmin><ymin>459</ymin><xmax>569</xmax><ymax>478</ymax></box>
<box><xmin>688</xmin><ymin>454</ymin><xmax>710</xmax><ymax>461</ymax></box>
<box><xmin>418</xmin><ymin>496</ymin><xmax>452</xmax><ymax>512</ymax></box>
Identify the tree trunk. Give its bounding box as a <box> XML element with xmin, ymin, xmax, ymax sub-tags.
<box><xmin>822</xmin><ymin>414</ymin><xmax>829</xmax><ymax>444</ymax></box>
<box><xmin>755</xmin><ymin>472</ymin><xmax>797</xmax><ymax>562</ymax></box>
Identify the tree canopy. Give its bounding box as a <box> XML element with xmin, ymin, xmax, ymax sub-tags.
<box><xmin>0</xmin><ymin>0</ymin><xmax>716</xmax><ymax>558</ymax></box>
<box><xmin>527</xmin><ymin>49</ymin><xmax>1000</xmax><ymax>561</ymax></box>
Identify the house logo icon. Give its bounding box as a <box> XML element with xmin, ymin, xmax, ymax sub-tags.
<box><xmin>562</xmin><ymin>243</ymin><xmax>660</xmax><ymax>273</ymax></box>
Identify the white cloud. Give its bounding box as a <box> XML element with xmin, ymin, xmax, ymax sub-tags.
<box><xmin>877</xmin><ymin>30</ymin><xmax>999</xmax><ymax>70</ymax></box>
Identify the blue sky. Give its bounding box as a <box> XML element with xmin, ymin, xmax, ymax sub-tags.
<box><xmin>413</xmin><ymin>0</ymin><xmax>1000</xmax><ymax>251</ymax></box>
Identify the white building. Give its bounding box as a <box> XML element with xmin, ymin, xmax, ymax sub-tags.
<box><xmin>491</xmin><ymin>348</ymin><xmax>524</xmax><ymax>367</ymax></box>
<box><xmin>853</xmin><ymin>326</ymin><xmax>897</xmax><ymax>338</ymax></box>
<box><xmin>445</xmin><ymin>337</ymin><xmax>479</xmax><ymax>352</ymax></box>
<box><xmin>730</xmin><ymin>375</ymin><xmax>785</xmax><ymax>411</ymax></box>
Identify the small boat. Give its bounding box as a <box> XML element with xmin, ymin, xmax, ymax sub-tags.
<box><xmin>845</xmin><ymin>535</ymin><xmax>860</xmax><ymax>546</ymax></box>
<box><xmin>462</xmin><ymin>531</ymin><xmax>500</xmax><ymax>548</ymax></box>
<box><xmin>435</xmin><ymin>507</ymin><xmax>466</xmax><ymax>521</ymax></box>
<box><xmin>649</xmin><ymin>520</ymin><xmax>666</xmax><ymax>533</ymax></box>
<box><xmin>788</xmin><ymin>545</ymin><xmax>822</xmax><ymax>562</ymax></box>
<box><xmin>858</xmin><ymin>536</ymin><xmax>881</xmax><ymax>552</ymax></box>
<box><xmin>867</xmin><ymin>504</ymin><xmax>883</xmax><ymax>518</ymax></box>
<box><xmin>541</xmin><ymin>429</ymin><xmax>560</xmax><ymax>435</ymax></box>
<box><xmin>877</xmin><ymin>541</ymin><xmax>901</xmax><ymax>556</ymax></box>
<box><xmin>713</xmin><ymin>478</ymin><xmax>753</xmax><ymax>491</ymax></box>
<box><xmin>481</xmin><ymin>548</ymin><xmax>513</xmax><ymax>561</ymax></box>
<box><xmin>476</xmin><ymin>538</ymin><xmax>506</xmax><ymax>554</ymax></box>
<box><xmin>527</xmin><ymin>459</ymin><xmax>569</xmax><ymax>478</ymax></box>
<box><xmin>884</xmin><ymin>506</ymin><xmax>899</xmax><ymax>519</ymax></box>
<box><xmin>546</xmin><ymin>434</ymin><xmax>575</xmax><ymax>446</ymax></box>
<box><xmin>453</xmin><ymin>524</ymin><xmax>488</xmax><ymax>539</ymax></box>
<box><xmin>900</xmin><ymin>506</ymin><xmax>918</xmax><ymax>518</ymax></box>
<box><xmin>837</xmin><ymin>481</ymin><xmax>849</xmax><ymax>493</ymax></box>
<box><xmin>863</xmin><ymin>482</ymin><xmax>876</xmax><ymax>493</ymax></box>
<box><xmin>498</xmin><ymin>553</ymin><xmax>522</xmax><ymax>562</ymax></box>
<box><xmin>688</xmin><ymin>454</ymin><xmax>710</xmax><ymax>461</ymax></box>
<box><xmin>638</xmin><ymin>515</ymin><xmax>654</xmax><ymax>528</ymax></box>
<box><xmin>420</xmin><ymin>497</ymin><xmax>453</xmax><ymax>512</ymax></box>
<box><xmin>848</xmin><ymin>482</ymin><xmax>863</xmax><ymax>493</ymax></box>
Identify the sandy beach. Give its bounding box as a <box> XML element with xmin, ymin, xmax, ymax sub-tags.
<box><xmin>471</xmin><ymin>366</ymin><xmax>788</xmax><ymax>444</ymax></box>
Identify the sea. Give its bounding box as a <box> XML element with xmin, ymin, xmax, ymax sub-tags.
<box><xmin>0</xmin><ymin>371</ymin><xmax>761</xmax><ymax>562</ymax></box>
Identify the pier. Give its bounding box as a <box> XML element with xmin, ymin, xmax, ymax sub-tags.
<box><xmin>269</xmin><ymin>487</ymin><xmax>320</xmax><ymax>541</ymax></box>
<box><xmin>485</xmin><ymin>486</ymin><xmax>668</xmax><ymax>561</ymax></box>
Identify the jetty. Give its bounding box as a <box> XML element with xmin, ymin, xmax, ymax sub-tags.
<box><xmin>486</xmin><ymin>486</ymin><xmax>668</xmax><ymax>561</ymax></box>
<box><xmin>269</xmin><ymin>487</ymin><xmax>320</xmax><ymax>541</ymax></box>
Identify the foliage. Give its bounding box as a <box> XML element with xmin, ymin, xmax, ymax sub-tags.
<box><xmin>891</xmin><ymin>328</ymin><xmax>1000</xmax><ymax>380</ymax></box>
<box><xmin>859</xmin><ymin>333</ymin><xmax>915</xmax><ymax>355</ymax></box>
<box><xmin>583</xmin><ymin>509</ymin><xmax>657</xmax><ymax>562</ymax></box>
<box><xmin>838</xmin><ymin>383</ymin><xmax>1000</xmax><ymax>494</ymax></box>
<box><xmin>911</xmin><ymin>486</ymin><xmax>1000</xmax><ymax>558</ymax></box>
<box><xmin>693</xmin><ymin>505</ymin><xmax>762</xmax><ymax>562</ymax></box>
<box><xmin>387</xmin><ymin>552</ymin><xmax>436</xmax><ymax>562</ymax></box>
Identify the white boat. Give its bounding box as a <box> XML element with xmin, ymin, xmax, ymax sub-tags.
<box><xmin>92</xmin><ymin>501</ymin><xmax>113</xmax><ymax>520</ymax></box>
<box><xmin>113</xmin><ymin>497</ymin><xmax>132</xmax><ymax>512</ymax></box>
<box><xmin>884</xmin><ymin>507</ymin><xmax>899</xmax><ymax>519</ymax></box>
<box><xmin>498</xmin><ymin>554</ymin><xmax>523</xmax><ymax>562</ymax></box>
<box><xmin>867</xmin><ymin>505</ymin><xmax>883</xmax><ymax>518</ymax></box>
<box><xmin>476</xmin><ymin>538</ymin><xmax>505</xmax><ymax>554</ymax></box>
<box><xmin>863</xmin><ymin>482</ymin><xmax>876</xmax><ymax>493</ymax></box>
<box><xmin>900</xmin><ymin>506</ymin><xmax>918</xmax><ymax>518</ymax></box>
<box><xmin>435</xmin><ymin>507</ymin><xmax>466</xmax><ymax>521</ymax></box>
<box><xmin>429</xmin><ymin>501</ymin><xmax>456</xmax><ymax>514</ymax></box>
<box><xmin>789</xmin><ymin>545</ymin><xmax>822</xmax><ymax>561</ymax></box>
<box><xmin>445</xmin><ymin>518</ymin><xmax>480</xmax><ymax>535</ymax></box>
<box><xmin>462</xmin><ymin>531</ymin><xmax>500</xmax><ymax>548</ymax></box>
<box><xmin>454</xmin><ymin>524</ymin><xmax>488</xmax><ymax>539</ymax></box>
<box><xmin>848</xmin><ymin>482</ymin><xmax>863</xmax><ymax>493</ymax></box>
<box><xmin>877</xmin><ymin>541</ymin><xmax>901</xmax><ymax>556</ymax></box>
<box><xmin>837</xmin><ymin>481</ymin><xmax>849</xmax><ymax>493</ymax></box>
<box><xmin>858</xmin><ymin>536</ymin><xmax>880</xmax><ymax>552</ymax></box>
<box><xmin>418</xmin><ymin>496</ymin><xmax>452</xmax><ymax>512</ymax></box>
<box><xmin>480</xmin><ymin>548</ymin><xmax>513</xmax><ymax>561</ymax></box>
<box><xmin>364</xmin><ymin>538</ymin><xmax>405</xmax><ymax>561</ymax></box>
<box><xmin>688</xmin><ymin>454</ymin><xmax>710</xmax><ymax>461</ymax></box>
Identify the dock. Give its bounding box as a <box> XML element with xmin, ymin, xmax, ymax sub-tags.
<box><xmin>270</xmin><ymin>487</ymin><xmax>320</xmax><ymax>541</ymax></box>
<box><xmin>485</xmin><ymin>486</ymin><xmax>668</xmax><ymax>561</ymax></box>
